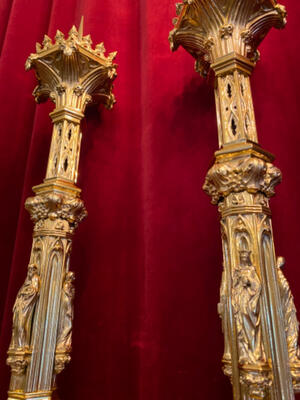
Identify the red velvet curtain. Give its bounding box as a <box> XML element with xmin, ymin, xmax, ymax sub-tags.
<box><xmin>0</xmin><ymin>0</ymin><xmax>299</xmax><ymax>398</ymax></box>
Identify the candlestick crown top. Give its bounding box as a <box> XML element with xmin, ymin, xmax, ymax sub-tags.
<box><xmin>169</xmin><ymin>0</ymin><xmax>286</xmax><ymax>77</ymax></box>
<box><xmin>25</xmin><ymin>24</ymin><xmax>117</xmax><ymax>111</ymax></box>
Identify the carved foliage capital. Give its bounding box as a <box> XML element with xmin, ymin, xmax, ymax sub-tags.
<box><xmin>203</xmin><ymin>157</ymin><xmax>281</xmax><ymax>204</ymax></box>
<box><xmin>7</xmin><ymin>351</ymin><xmax>29</xmax><ymax>375</ymax></box>
<box><xmin>25</xmin><ymin>193</ymin><xmax>87</xmax><ymax>230</ymax></box>
<box><xmin>240</xmin><ymin>367</ymin><xmax>272</xmax><ymax>399</ymax></box>
<box><xmin>54</xmin><ymin>351</ymin><xmax>71</xmax><ymax>375</ymax></box>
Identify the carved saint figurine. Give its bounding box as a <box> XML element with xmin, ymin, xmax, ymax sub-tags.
<box><xmin>232</xmin><ymin>250</ymin><xmax>264</xmax><ymax>365</ymax></box>
<box><xmin>10</xmin><ymin>263</ymin><xmax>40</xmax><ymax>350</ymax></box>
<box><xmin>56</xmin><ymin>271</ymin><xmax>75</xmax><ymax>352</ymax></box>
<box><xmin>276</xmin><ymin>256</ymin><xmax>300</xmax><ymax>363</ymax></box>
<box><xmin>218</xmin><ymin>267</ymin><xmax>231</xmax><ymax>361</ymax></box>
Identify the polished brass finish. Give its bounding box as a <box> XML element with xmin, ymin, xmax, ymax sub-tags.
<box><xmin>6</xmin><ymin>20</ymin><xmax>117</xmax><ymax>400</ymax></box>
<box><xmin>170</xmin><ymin>1</ymin><xmax>300</xmax><ymax>399</ymax></box>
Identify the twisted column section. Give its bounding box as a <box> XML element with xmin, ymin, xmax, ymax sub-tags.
<box><xmin>6</xmin><ymin>23</ymin><xmax>117</xmax><ymax>400</ymax></box>
<box><xmin>169</xmin><ymin>1</ymin><xmax>300</xmax><ymax>399</ymax></box>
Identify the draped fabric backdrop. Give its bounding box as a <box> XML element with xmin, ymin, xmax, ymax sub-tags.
<box><xmin>0</xmin><ymin>0</ymin><xmax>299</xmax><ymax>399</ymax></box>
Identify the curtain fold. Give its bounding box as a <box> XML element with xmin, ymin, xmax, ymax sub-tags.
<box><xmin>0</xmin><ymin>1</ymin><xmax>299</xmax><ymax>399</ymax></box>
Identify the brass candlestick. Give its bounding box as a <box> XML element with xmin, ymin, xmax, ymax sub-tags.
<box><xmin>170</xmin><ymin>1</ymin><xmax>300</xmax><ymax>399</ymax></box>
<box><xmin>6</xmin><ymin>20</ymin><xmax>117</xmax><ymax>400</ymax></box>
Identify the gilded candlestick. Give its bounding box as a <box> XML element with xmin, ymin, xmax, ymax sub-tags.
<box><xmin>6</xmin><ymin>21</ymin><xmax>117</xmax><ymax>400</ymax></box>
<box><xmin>170</xmin><ymin>1</ymin><xmax>300</xmax><ymax>399</ymax></box>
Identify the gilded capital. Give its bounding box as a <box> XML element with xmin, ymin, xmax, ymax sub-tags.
<box><xmin>203</xmin><ymin>156</ymin><xmax>281</xmax><ymax>205</ymax></box>
<box><xmin>25</xmin><ymin>25</ymin><xmax>117</xmax><ymax>111</ymax></box>
<box><xmin>169</xmin><ymin>0</ymin><xmax>286</xmax><ymax>76</ymax></box>
<box><xmin>25</xmin><ymin>193</ymin><xmax>87</xmax><ymax>232</ymax></box>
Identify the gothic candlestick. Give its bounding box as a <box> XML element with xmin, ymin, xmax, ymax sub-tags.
<box><xmin>6</xmin><ymin>21</ymin><xmax>117</xmax><ymax>400</ymax></box>
<box><xmin>170</xmin><ymin>1</ymin><xmax>300</xmax><ymax>399</ymax></box>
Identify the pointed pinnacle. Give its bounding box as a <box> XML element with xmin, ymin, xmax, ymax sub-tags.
<box><xmin>55</xmin><ymin>30</ymin><xmax>65</xmax><ymax>42</ymax></box>
<box><xmin>95</xmin><ymin>42</ymin><xmax>106</xmax><ymax>55</ymax></box>
<box><xmin>42</xmin><ymin>34</ymin><xmax>52</xmax><ymax>48</ymax></box>
<box><xmin>78</xmin><ymin>16</ymin><xmax>84</xmax><ymax>40</ymax></box>
<box><xmin>36</xmin><ymin>42</ymin><xmax>42</xmax><ymax>53</ymax></box>
<box><xmin>83</xmin><ymin>34</ymin><xmax>92</xmax><ymax>45</ymax></box>
<box><xmin>108</xmin><ymin>51</ymin><xmax>117</xmax><ymax>61</ymax></box>
<box><xmin>69</xmin><ymin>25</ymin><xmax>78</xmax><ymax>37</ymax></box>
